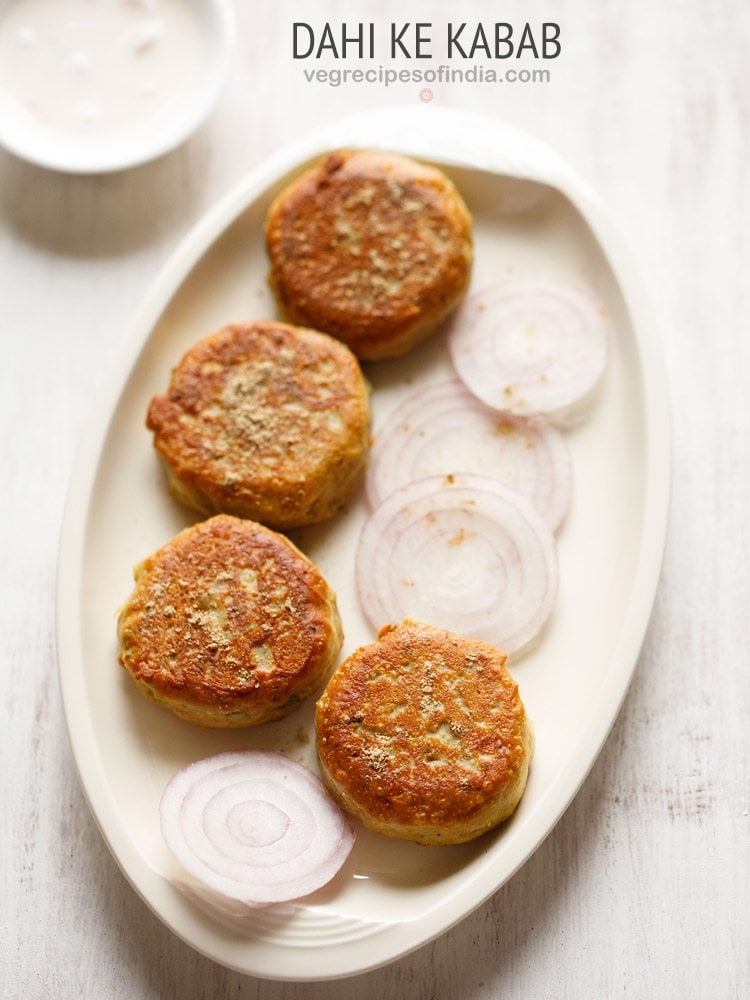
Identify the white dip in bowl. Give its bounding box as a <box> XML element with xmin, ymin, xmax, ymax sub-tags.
<box><xmin>0</xmin><ymin>0</ymin><xmax>235</xmax><ymax>172</ymax></box>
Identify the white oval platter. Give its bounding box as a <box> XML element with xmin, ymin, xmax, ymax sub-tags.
<box><xmin>56</xmin><ymin>106</ymin><xmax>670</xmax><ymax>980</ymax></box>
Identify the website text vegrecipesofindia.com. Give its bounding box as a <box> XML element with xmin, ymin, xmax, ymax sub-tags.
<box><xmin>301</xmin><ymin>65</ymin><xmax>552</xmax><ymax>88</ymax></box>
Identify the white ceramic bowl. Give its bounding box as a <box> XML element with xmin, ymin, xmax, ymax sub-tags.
<box><xmin>0</xmin><ymin>0</ymin><xmax>235</xmax><ymax>174</ymax></box>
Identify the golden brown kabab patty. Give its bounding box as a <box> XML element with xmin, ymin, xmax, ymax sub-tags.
<box><xmin>146</xmin><ymin>321</ymin><xmax>371</xmax><ymax>529</ymax></box>
<box><xmin>117</xmin><ymin>515</ymin><xmax>343</xmax><ymax>728</ymax></box>
<box><xmin>265</xmin><ymin>149</ymin><xmax>473</xmax><ymax>361</ymax></box>
<box><xmin>315</xmin><ymin>620</ymin><xmax>533</xmax><ymax>845</ymax></box>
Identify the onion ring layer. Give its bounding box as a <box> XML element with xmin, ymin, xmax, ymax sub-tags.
<box><xmin>367</xmin><ymin>378</ymin><xmax>571</xmax><ymax>532</ymax></box>
<box><xmin>160</xmin><ymin>750</ymin><xmax>355</xmax><ymax>905</ymax></box>
<box><xmin>357</xmin><ymin>474</ymin><xmax>558</xmax><ymax>655</ymax></box>
<box><xmin>448</xmin><ymin>280</ymin><xmax>611</xmax><ymax>423</ymax></box>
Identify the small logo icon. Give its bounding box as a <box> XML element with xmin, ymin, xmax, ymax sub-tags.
<box><xmin>418</xmin><ymin>87</ymin><xmax>433</xmax><ymax>103</ymax></box>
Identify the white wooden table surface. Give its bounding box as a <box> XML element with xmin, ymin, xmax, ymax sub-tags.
<box><xmin>2</xmin><ymin>2</ymin><xmax>747</xmax><ymax>996</ymax></box>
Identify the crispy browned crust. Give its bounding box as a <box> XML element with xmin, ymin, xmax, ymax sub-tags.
<box><xmin>265</xmin><ymin>150</ymin><xmax>473</xmax><ymax>360</ymax></box>
<box><xmin>117</xmin><ymin>515</ymin><xmax>343</xmax><ymax>727</ymax></box>
<box><xmin>146</xmin><ymin>321</ymin><xmax>371</xmax><ymax>530</ymax></box>
<box><xmin>315</xmin><ymin>619</ymin><xmax>533</xmax><ymax>844</ymax></box>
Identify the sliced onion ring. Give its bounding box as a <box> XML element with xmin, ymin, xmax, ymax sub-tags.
<box><xmin>448</xmin><ymin>280</ymin><xmax>611</xmax><ymax>423</ymax></box>
<box><xmin>367</xmin><ymin>378</ymin><xmax>571</xmax><ymax>532</ymax></box>
<box><xmin>357</xmin><ymin>474</ymin><xmax>558</xmax><ymax>656</ymax></box>
<box><xmin>160</xmin><ymin>751</ymin><xmax>354</xmax><ymax>905</ymax></box>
